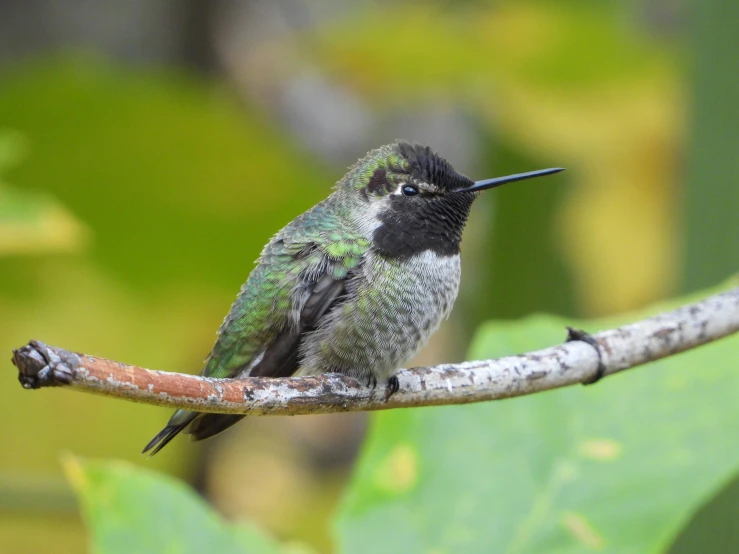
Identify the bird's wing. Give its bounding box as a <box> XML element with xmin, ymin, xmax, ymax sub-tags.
<box><xmin>143</xmin><ymin>209</ymin><xmax>368</xmax><ymax>454</ymax></box>
<box><xmin>185</xmin><ymin>236</ymin><xmax>365</xmax><ymax>441</ymax></box>
<box><xmin>248</xmin><ymin>270</ymin><xmax>346</xmax><ymax>378</ymax></box>
<box><xmin>202</xmin><ymin>208</ymin><xmax>368</xmax><ymax>381</ymax></box>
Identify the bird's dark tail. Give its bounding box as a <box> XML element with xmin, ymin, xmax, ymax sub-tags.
<box><xmin>142</xmin><ymin>410</ymin><xmax>197</xmax><ymax>456</ymax></box>
<box><xmin>187</xmin><ymin>414</ymin><xmax>245</xmax><ymax>442</ymax></box>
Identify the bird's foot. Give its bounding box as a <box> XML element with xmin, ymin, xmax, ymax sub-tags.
<box><xmin>385</xmin><ymin>375</ymin><xmax>400</xmax><ymax>400</ymax></box>
<box><xmin>566</xmin><ymin>327</ymin><xmax>606</xmax><ymax>385</ymax></box>
<box><xmin>365</xmin><ymin>374</ymin><xmax>378</xmax><ymax>390</ymax></box>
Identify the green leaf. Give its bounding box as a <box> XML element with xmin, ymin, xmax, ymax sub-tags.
<box><xmin>0</xmin><ymin>57</ymin><xmax>331</xmax><ymax>289</ymax></box>
<box><xmin>336</xmin><ymin>284</ymin><xmax>739</xmax><ymax>553</ymax></box>
<box><xmin>0</xmin><ymin>130</ymin><xmax>88</xmax><ymax>256</ymax></box>
<box><xmin>671</xmin><ymin>1</ymin><xmax>739</xmax><ymax>551</ymax></box>
<box><xmin>681</xmin><ymin>0</ymin><xmax>739</xmax><ymax>290</ymax></box>
<box><xmin>63</xmin><ymin>456</ymin><xmax>293</xmax><ymax>554</ymax></box>
<box><xmin>0</xmin><ymin>130</ymin><xmax>26</xmax><ymax>174</ymax></box>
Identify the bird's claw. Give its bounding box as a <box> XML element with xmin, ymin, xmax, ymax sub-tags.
<box><xmin>385</xmin><ymin>375</ymin><xmax>400</xmax><ymax>400</ymax></box>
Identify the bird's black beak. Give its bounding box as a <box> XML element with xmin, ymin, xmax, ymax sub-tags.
<box><xmin>453</xmin><ymin>167</ymin><xmax>565</xmax><ymax>194</ymax></box>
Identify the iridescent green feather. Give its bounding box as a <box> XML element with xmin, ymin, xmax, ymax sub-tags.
<box><xmin>338</xmin><ymin>142</ymin><xmax>409</xmax><ymax>193</ymax></box>
<box><xmin>200</xmin><ymin>199</ymin><xmax>368</xmax><ymax>379</ymax></box>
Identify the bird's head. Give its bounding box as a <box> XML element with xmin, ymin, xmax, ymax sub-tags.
<box><xmin>336</xmin><ymin>141</ymin><xmax>563</xmax><ymax>259</ymax></box>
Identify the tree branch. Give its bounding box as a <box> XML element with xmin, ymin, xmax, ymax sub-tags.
<box><xmin>11</xmin><ymin>287</ymin><xmax>739</xmax><ymax>416</ymax></box>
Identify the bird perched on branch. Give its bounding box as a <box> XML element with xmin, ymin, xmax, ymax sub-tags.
<box><xmin>143</xmin><ymin>141</ymin><xmax>563</xmax><ymax>455</ymax></box>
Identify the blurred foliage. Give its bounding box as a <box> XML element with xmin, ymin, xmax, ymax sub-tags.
<box><xmin>670</xmin><ymin>0</ymin><xmax>739</xmax><ymax>550</ymax></box>
<box><xmin>0</xmin><ymin>56</ymin><xmax>332</xmax><ymax>292</ymax></box>
<box><xmin>202</xmin><ymin>417</ymin><xmax>359</xmax><ymax>554</ymax></box>
<box><xmin>681</xmin><ymin>0</ymin><xmax>739</xmax><ymax>290</ymax></box>
<box><xmin>669</xmin><ymin>472</ymin><xmax>739</xmax><ymax>553</ymax></box>
<box><xmin>337</xmin><ymin>281</ymin><xmax>739</xmax><ymax>553</ymax></box>
<box><xmin>63</xmin><ymin>456</ymin><xmax>298</xmax><ymax>554</ymax></box>
<box><xmin>463</xmin><ymin>137</ymin><xmax>575</xmax><ymax>330</ymax></box>
<box><xmin>0</xmin><ymin>130</ymin><xmax>88</xmax><ymax>255</ymax></box>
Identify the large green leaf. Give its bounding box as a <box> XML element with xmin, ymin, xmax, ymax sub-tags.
<box><xmin>336</xmin><ymin>286</ymin><xmax>739</xmax><ymax>553</ymax></box>
<box><xmin>63</xmin><ymin>456</ymin><xmax>296</xmax><ymax>554</ymax></box>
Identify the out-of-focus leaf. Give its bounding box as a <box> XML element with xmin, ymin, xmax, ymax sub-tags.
<box><xmin>667</xmin><ymin>2</ymin><xmax>739</xmax><ymax>552</ymax></box>
<box><xmin>0</xmin><ymin>130</ymin><xmax>88</xmax><ymax>255</ymax></box>
<box><xmin>63</xmin><ymin>456</ymin><xmax>297</xmax><ymax>554</ymax></box>
<box><xmin>336</xmin><ymin>282</ymin><xmax>739</xmax><ymax>553</ymax></box>
<box><xmin>300</xmin><ymin>4</ymin><xmax>661</xmax><ymax>100</ymax></box>
<box><xmin>0</xmin><ymin>57</ymin><xmax>331</xmax><ymax>291</ymax></box>
<box><xmin>458</xmin><ymin>137</ymin><xmax>575</xmax><ymax>330</ymax></box>
<box><xmin>0</xmin><ymin>130</ymin><xmax>25</xmax><ymax>173</ymax></box>
<box><xmin>0</xmin><ymin>186</ymin><xmax>90</xmax><ymax>255</ymax></box>
<box><xmin>681</xmin><ymin>0</ymin><xmax>739</xmax><ymax>290</ymax></box>
<box><xmin>668</xmin><ymin>471</ymin><xmax>739</xmax><ymax>554</ymax></box>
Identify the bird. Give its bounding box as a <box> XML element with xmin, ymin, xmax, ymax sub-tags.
<box><xmin>143</xmin><ymin>140</ymin><xmax>563</xmax><ymax>455</ymax></box>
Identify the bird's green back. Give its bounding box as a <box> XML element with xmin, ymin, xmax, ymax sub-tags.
<box><xmin>201</xmin><ymin>198</ymin><xmax>369</xmax><ymax>379</ymax></box>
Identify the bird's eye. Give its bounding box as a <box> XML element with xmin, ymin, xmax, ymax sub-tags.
<box><xmin>401</xmin><ymin>185</ymin><xmax>419</xmax><ymax>197</ymax></box>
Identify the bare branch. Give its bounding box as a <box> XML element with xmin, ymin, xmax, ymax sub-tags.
<box><xmin>11</xmin><ymin>287</ymin><xmax>739</xmax><ymax>416</ymax></box>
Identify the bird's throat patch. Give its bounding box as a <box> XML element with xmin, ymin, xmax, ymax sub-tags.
<box><xmin>372</xmin><ymin>194</ymin><xmax>472</xmax><ymax>259</ymax></box>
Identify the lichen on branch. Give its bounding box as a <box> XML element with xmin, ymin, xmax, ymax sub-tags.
<box><xmin>11</xmin><ymin>287</ymin><xmax>739</xmax><ymax>416</ymax></box>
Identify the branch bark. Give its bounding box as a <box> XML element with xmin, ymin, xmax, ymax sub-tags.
<box><xmin>11</xmin><ymin>287</ymin><xmax>739</xmax><ymax>416</ymax></box>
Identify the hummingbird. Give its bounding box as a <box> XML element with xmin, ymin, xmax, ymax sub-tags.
<box><xmin>143</xmin><ymin>141</ymin><xmax>563</xmax><ymax>455</ymax></box>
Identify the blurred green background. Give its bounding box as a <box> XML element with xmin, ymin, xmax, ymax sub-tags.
<box><xmin>1</xmin><ymin>0</ymin><xmax>737</xmax><ymax>552</ymax></box>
